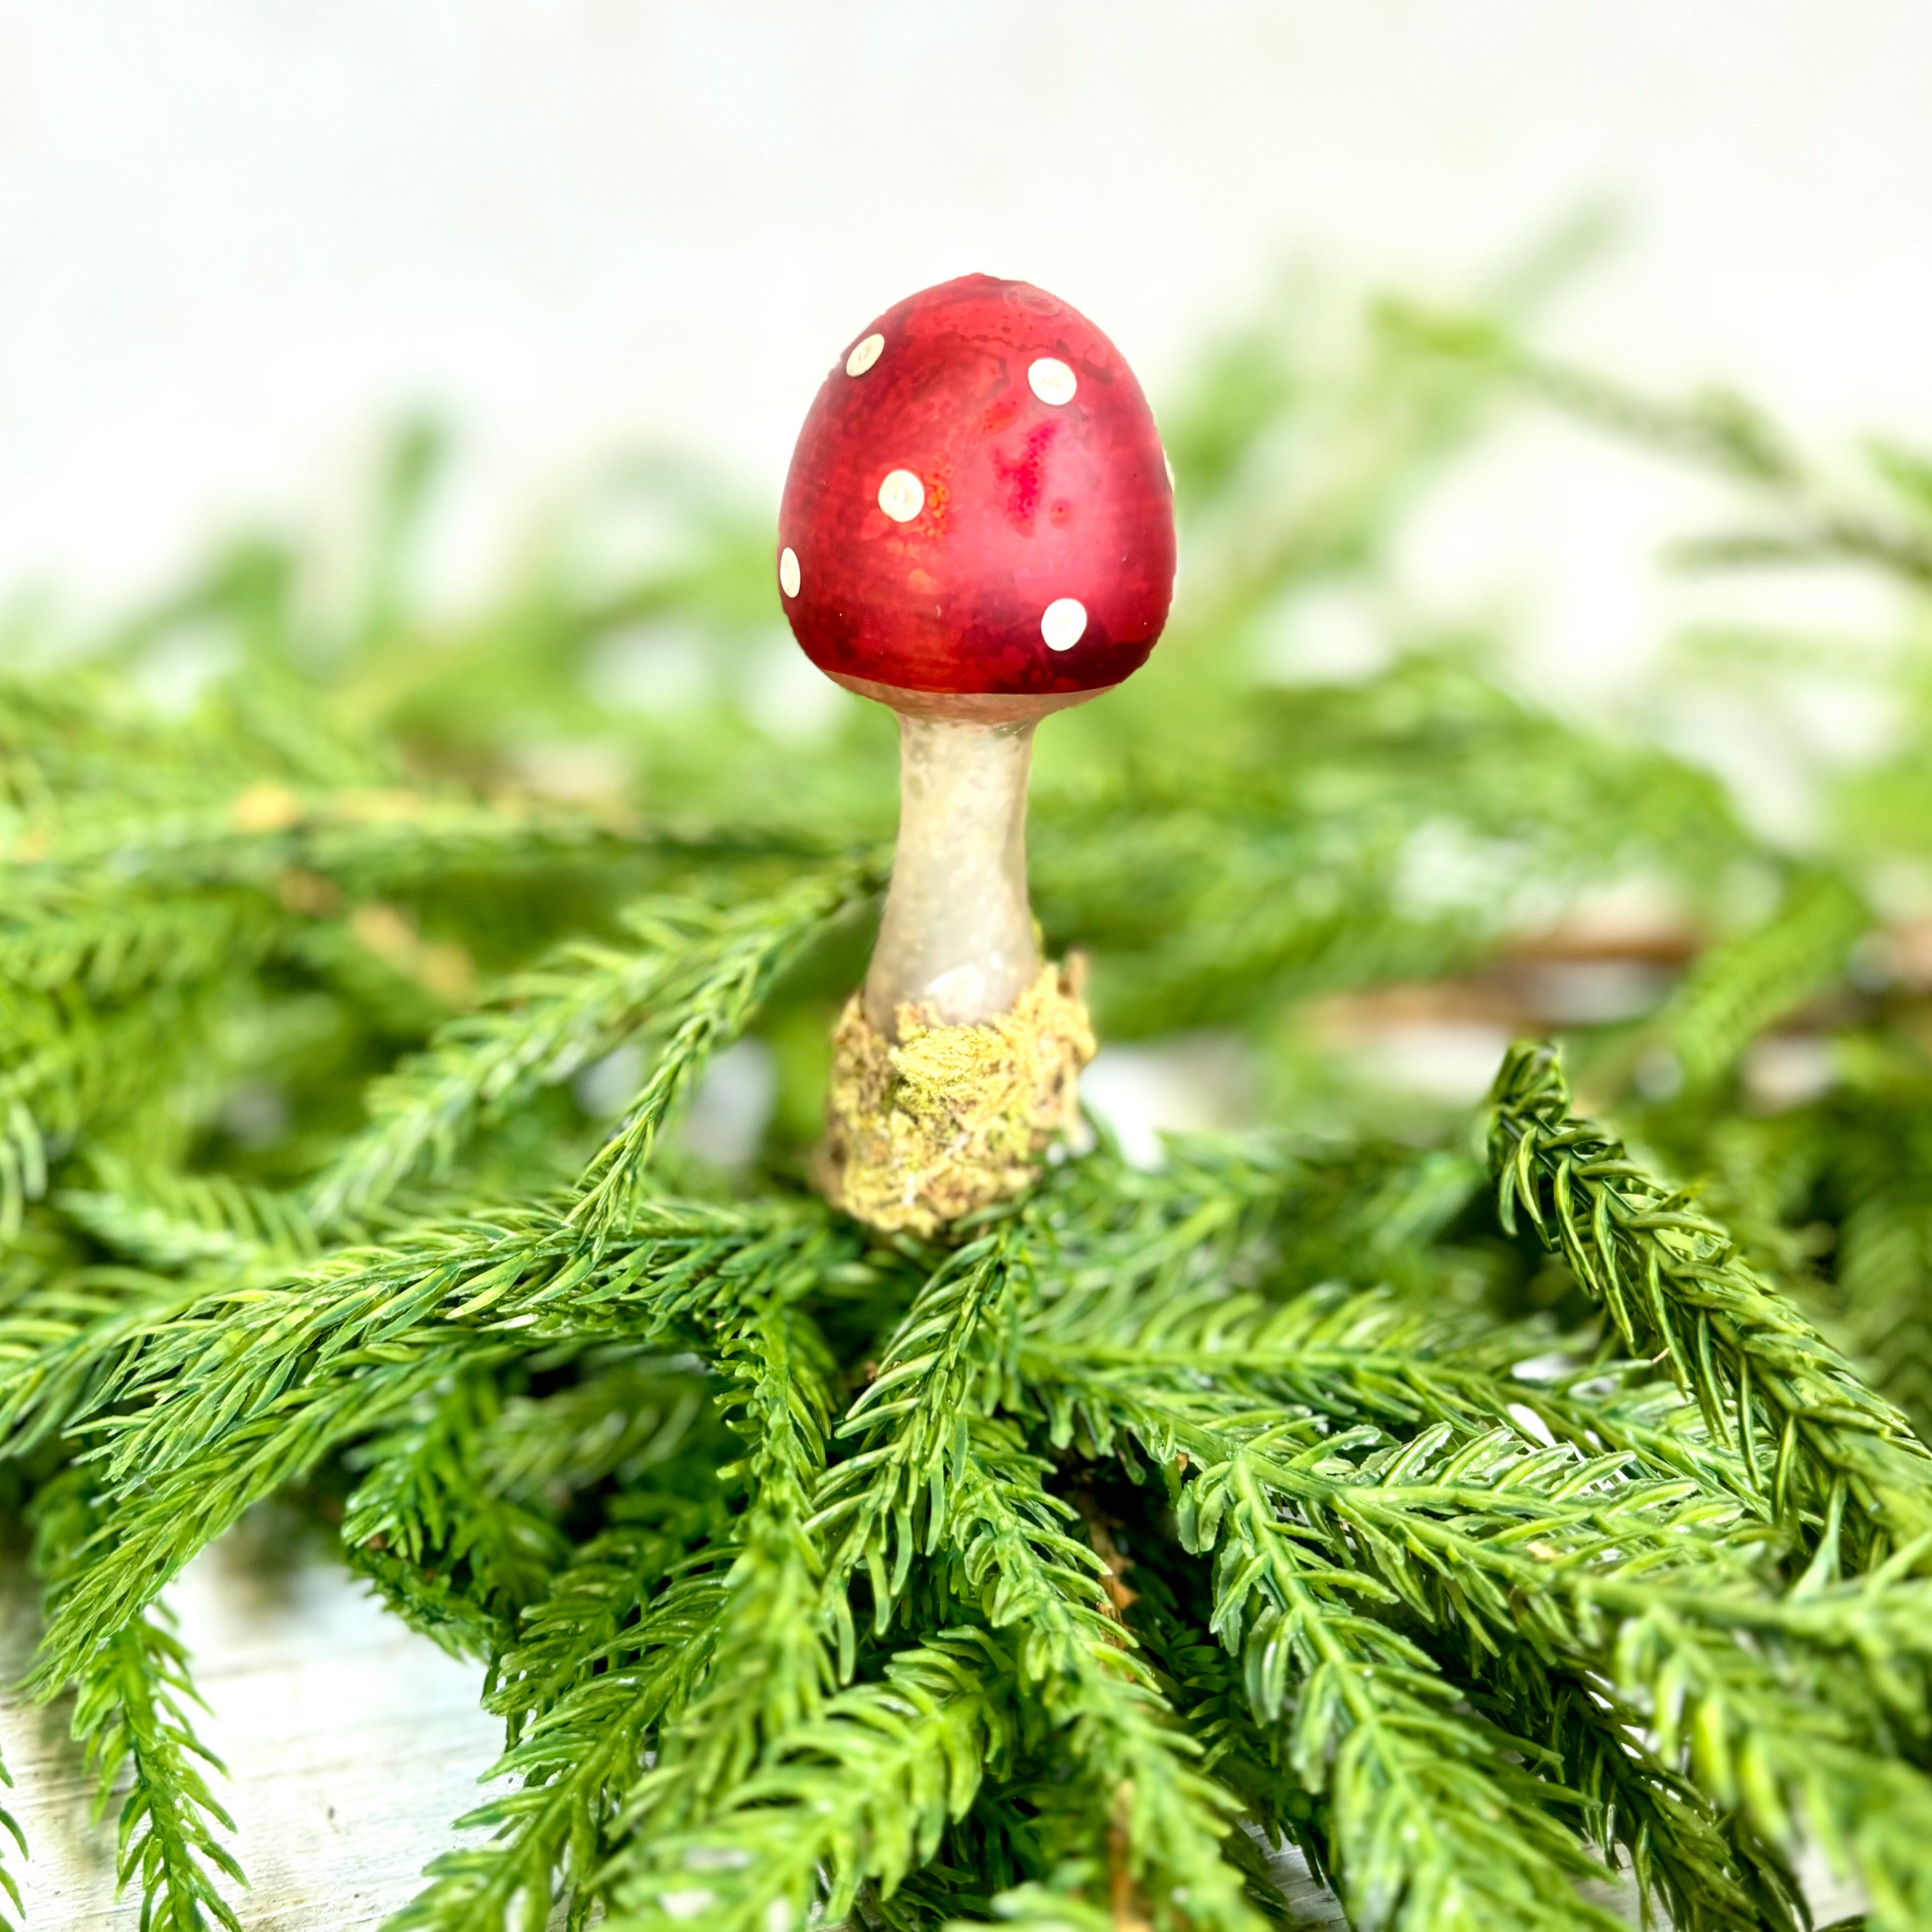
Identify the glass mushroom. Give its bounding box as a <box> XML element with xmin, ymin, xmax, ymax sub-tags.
<box><xmin>777</xmin><ymin>273</ymin><xmax>1176</xmax><ymax>1231</ymax></box>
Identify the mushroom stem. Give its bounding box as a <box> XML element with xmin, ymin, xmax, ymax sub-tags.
<box><xmin>864</xmin><ymin>713</ymin><xmax>1040</xmax><ymax>1035</ymax></box>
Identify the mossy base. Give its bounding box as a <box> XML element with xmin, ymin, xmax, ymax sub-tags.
<box><xmin>816</xmin><ymin>961</ymin><xmax>1096</xmax><ymax>1235</ymax></box>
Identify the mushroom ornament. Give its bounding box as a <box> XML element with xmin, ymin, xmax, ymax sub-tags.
<box><xmin>777</xmin><ymin>273</ymin><xmax>1176</xmax><ymax>1232</ymax></box>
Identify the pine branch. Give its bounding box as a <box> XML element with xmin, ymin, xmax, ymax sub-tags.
<box><xmin>17</xmin><ymin>1195</ymin><xmax>833</xmax><ymax>1469</ymax></box>
<box><xmin>815</xmin><ymin>1233</ymin><xmax>1024</xmax><ymax>1612</ymax></box>
<box><xmin>1818</xmin><ymin>1088</ymin><xmax>1932</xmax><ymax>1440</ymax></box>
<box><xmin>29</xmin><ymin>1470</ymin><xmax>246</xmax><ymax>1932</ymax></box>
<box><xmin>599</xmin><ymin>1635</ymin><xmax>1013</xmax><ymax>1932</ymax></box>
<box><xmin>0</xmin><ymin>1750</ymin><xmax>20</xmax><ymax>1932</ymax></box>
<box><xmin>1060</xmin><ymin>1365</ymin><xmax>1932</xmax><ymax>1928</ymax></box>
<box><xmin>488</xmin><ymin>1499</ymin><xmax>735</xmax><ymax>1750</ymax></box>
<box><xmin>1121</xmin><ymin>1559</ymin><xmax>1330</xmax><ymax>1886</ymax></box>
<box><xmin>817</xmin><ymin>1223</ymin><xmax>1280</xmax><ymax>1930</ymax></box>
<box><xmin>341</xmin><ymin>1355</ymin><xmax>724</xmax><ymax>1663</ymax></box>
<box><xmin>0</xmin><ymin>886</ymin><xmax>288</xmax><ymax>999</ymax></box>
<box><xmin>939</xmin><ymin>1425</ymin><xmax>1267</xmax><ymax>1932</ymax></box>
<box><xmin>841</xmin><ymin>1141</ymin><xmax>1775</xmax><ymax>1927</ymax></box>
<box><xmin>482</xmin><ymin>1355</ymin><xmax>719</xmax><ymax>1516</ymax></box>
<box><xmin>812</xmin><ymin>1130</ymin><xmax>1310</xmax><ymax>1601</ymax></box>
<box><xmin>391</xmin><ymin>1291</ymin><xmax>838</xmax><ymax>1932</ymax></box>
<box><xmin>1632</xmin><ymin>868</ymin><xmax>1869</xmax><ymax>1097</ymax></box>
<box><xmin>1380</xmin><ymin>302</ymin><xmax>1932</xmax><ymax>587</ymax></box>
<box><xmin>387</xmin><ymin>1485</ymin><xmax>738</xmax><ymax>1930</ymax></box>
<box><xmin>1033</xmin><ymin>658</ymin><xmax>1748</xmax><ymax>1033</ymax></box>
<box><xmin>1599</xmin><ymin>1581</ymin><xmax>1932</xmax><ymax>1929</ymax></box>
<box><xmin>1072</xmin><ymin>1353</ymin><xmax>1932</xmax><ymax>1732</ymax></box>
<box><xmin>0</xmin><ymin>990</ymin><xmax>138</xmax><ymax>1241</ymax></box>
<box><xmin>0</xmin><ymin>978</ymin><xmax>247</xmax><ymax>1251</ymax></box>
<box><xmin>9</xmin><ymin>787</ymin><xmax>645</xmax><ymax>901</ymax></box>
<box><xmin>618</xmin><ymin>1406</ymin><xmax>1267</xmax><ymax>1932</ymax></box>
<box><xmin>1170</xmin><ymin>1427</ymin><xmax>1625</xmax><ymax>1931</ymax></box>
<box><xmin>57</xmin><ymin>1150</ymin><xmax>321</xmax><ymax>1272</ymax></box>
<box><xmin>1023</xmin><ymin>1289</ymin><xmax>1769</xmax><ymax>1518</ymax></box>
<box><xmin>21</xmin><ymin>1198</ymin><xmax>850</xmax><ymax>1696</ymax></box>
<box><xmin>1836</xmin><ymin>1189</ymin><xmax>1932</xmax><ymax>1438</ymax></box>
<box><xmin>1034</xmin><ymin>1135</ymin><xmax>1932</xmax><ymax>1668</ymax></box>
<box><xmin>1006</xmin><ymin>1136</ymin><xmax>1773</xmax><ymax>1521</ymax></box>
<box><xmin>1489</xmin><ymin>1041</ymin><xmax>1932</xmax><ymax>1560</ymax></box>
<box><xmin>311</xmin><ymin>859</ymin><xmax>877</xmax><ymax>1231</ymax></box>
<box><xmin>0</xmin><ymin>1251</ymin><xmax>205</xmax><ymax>1464</ymax></box>
<box><xmin>0</xmin><ymin>665</ymin><xmax>267</xmax><ymax>813</ymax></box>
<box><xmin>617</xmin><ymin>1299</ymin><xmax>839</xmax><ymax>1836</ymax></box>
<box><xmin>341</xmin><ymin>1367</ymin><xmax>572</xmax><ymax>1659</ymax></box>
<box><xmin>1444</xmin><ymin>1647</ymin><xmax>1804</xmax><ymax>1932</ymax></box>
<box><xmin>389</xmin><ymin>1563</ymin><xmax>727</xmax><ymax>1932</ymax></box>
<box><xmin>568</xmin><ymin>863</ymin><xmax>880</xmax><ymax>1240</ymax></box>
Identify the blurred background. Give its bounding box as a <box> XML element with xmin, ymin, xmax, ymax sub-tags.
<box><xmin>7</xmin><ymin>5</ymin><xmax>1932</xmax><ymax>1924</ymax></box>
<box><xmin>9</xmin><ymin>1</ymin><xmax>1932</xmax><ymax>673</ymax></box>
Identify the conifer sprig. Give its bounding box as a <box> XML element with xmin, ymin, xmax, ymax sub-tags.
<box><xmin>600</xmin><ymin>1635</ymin><xmax>1012</xmax><ymax>1932</ymax></box>
<box><xmin>568</xmin><ymin>863</ymin><xmax>882</xmax><ymax>1239</ymax></box>
<box><xmin>29</xmin><ymin>1473</ymin><xmax>245</xmax><ymax>1932</ymax></box>
<box><xmin>759</xmin><ymin>1187</ymin><xmax>1285</xmax><ymax>1925</ymax></box>
<box><xmin>395</xmin><ymin>1286</ymin><xmax>840</xmax><ymax>1932</ymax></box>
<box><xmin>341</xmin><ymin>1367</ymin><xmax>574</xmax><ymax>1659</ymax></box>
<box><xmin>1179</xmin><ymin>1433</ymin><xmax>1625</xmax><ymax>1932</ymax></box>
<box><xmin>0</xmin><ymin>1756</ymin><xmax>19</xmax><ymax>1932</ymax></box>
<box><xmin>932</xmin><ymin>1426</ymin><xmax>1266</xmax><ymax>1932</ymax></box>
<box><xmin>1489</xmin><ymin>1042</ymin><xmax>1932</xmax><ymax>1560</ymax></box>
<box><xmin>1438</xmin><ymin>1649</ymin><xmax>1805</xmax><ymax>1932</ymax></box>
<box><xmin>1382</xmin><ymin>301</ymin><xmax>1932</xmax><ymax>587</ymax></box>
<box><xmin>310</xmin><ymin>858</ymin><xmax>879</xmax><ymax>1230</ymax></box>
<box><xmin>389</xmin><ymin>1562</ymin><xmax>728</xmax><ymax>1932</ymax></box>
<box><xmin>21</xmin><ymin>1199</ymin><xmax>849</xmax><ymax>1693</ymax></box>
<box><xmin>1065</xmin><ymin>1368</ymin><xmax>1932</xmax><ymax>1927</ymax></box>
<box><xmin>1826</xmin><ymin>1100</ymin><xmax>1932</xmax><ymax>1439</ymax></box>
<box><xmin>57</xmin><ymin>1153</ymin><xmax>321</xmax><ymax>1273</ymax></box>
<box><xmin>1633</xmin><ymin>869</ymin><xmax>1870</xmax><ymax>1097</ymax></box>
<box><xmin>10</xmin><ymin>787</ymin><xmax>642</xmax><ymax>902</ymax></box>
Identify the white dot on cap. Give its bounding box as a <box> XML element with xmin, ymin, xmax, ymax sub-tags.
<box><xmin>845</xmin><ymin>333</ymin><xmax>884</xmax><ymax>377</ymax></box>
<box><xmin>877</xmin><ymin>469</ymin><xmax>924</xmax><ymax>523</ymax></box>
<box><xmin>1041</xmin><ymin>597</ymin><xmax>1087</xmax><ymax>651</ymax></box>
<box><xmin>778</xmin><ymin>547</ymin><xmax>801</xmax><ymax>597</ymax></box>
<box><xmin>1028</xmin><ymin>358</ymin><xmax>1077</xmax><ymax>406</ymax></box>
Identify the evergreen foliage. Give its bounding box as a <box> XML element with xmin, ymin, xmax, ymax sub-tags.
<box><xmin>7</xmin><ymin>259</ymin><xmax>1932</xmax><ymax>1932</ymax></box>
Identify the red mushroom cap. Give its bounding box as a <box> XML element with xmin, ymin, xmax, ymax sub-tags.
<box><xmin>776</xmin><ymin>274</ymin><xmax>1175</xmax><ymax>711</ymax></box>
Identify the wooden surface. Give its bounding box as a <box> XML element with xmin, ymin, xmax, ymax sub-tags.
<box><xmin>0</xmin><ymin>1518</ymin><xmax>1860</xmax><ymax>1930</ymax></box>
<box><xmin>0</xmin><ymin>1518</ymin><xmax>507</xmax><ymax>1930</ymax></box>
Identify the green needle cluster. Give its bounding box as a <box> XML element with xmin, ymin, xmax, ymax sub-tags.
<box><xmin>10</xmin><ymin>256</ymin><xmax>1932</xmax><ymax>1932</ymax></box>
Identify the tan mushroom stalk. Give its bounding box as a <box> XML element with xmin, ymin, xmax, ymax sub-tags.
<box><xmin>865</xmin><ymin>705</ymin><xmax>1042</xmax><ymax>1034</ymax></box>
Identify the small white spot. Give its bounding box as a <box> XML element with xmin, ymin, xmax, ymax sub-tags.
<box><xmin>1028</xmin><ymin>357</ymin><xmax>1077</xmax><ymax>405</ymax></box>
<box><xmin>1041</xmin><ymin>597</ymin><xmax>1087</xmax><ymax>651</ymax></box>
<box><xmin>845</xmin><ymin>333</ymin><xmax>884</xmax><ymax>377</ymax></box>
<box><xmin>877</xmin><ymin>469</ymin><xmax>924</xmax><ymax>522</ymax></box>
<box><xmin>683</xmin><ymin>1847</ymin><xmax>755</xmax><ymax>1873</ymax></box>
<box><xmin>765</xmin><ymin>1902</ymin><xmax>794</xmax><ymax>1932</ymax></box>
<box><xmin>778</xmin><ymin>546</ymin><xmax>801</xmax><ymax>597</ymax></box>
<box><xmin>659</xmin><ymin>1891</ymin><xmax>716</xmax><ymax>1921</ymax></box>
<box><xmin>1506</xmin><ymin>1402</ymin><xmax>1557</xmax><ymax>1448</ymax></box>
<box><xmin>1164</xmin><ymin>452</ymin><xmax>1176</xmax><ymax>488</ymax></box>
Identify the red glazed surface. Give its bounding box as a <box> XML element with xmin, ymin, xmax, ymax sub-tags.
<box><xmin>777</xmin><ymin>275</ymin><xmax>1176</xmax><ymax>699</ymax></box>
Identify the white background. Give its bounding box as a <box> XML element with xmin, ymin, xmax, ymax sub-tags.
<box><xmin>5</xmin><ymin>1</ymin><xmax>1931</xmax><ymax>672</ymax></box>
